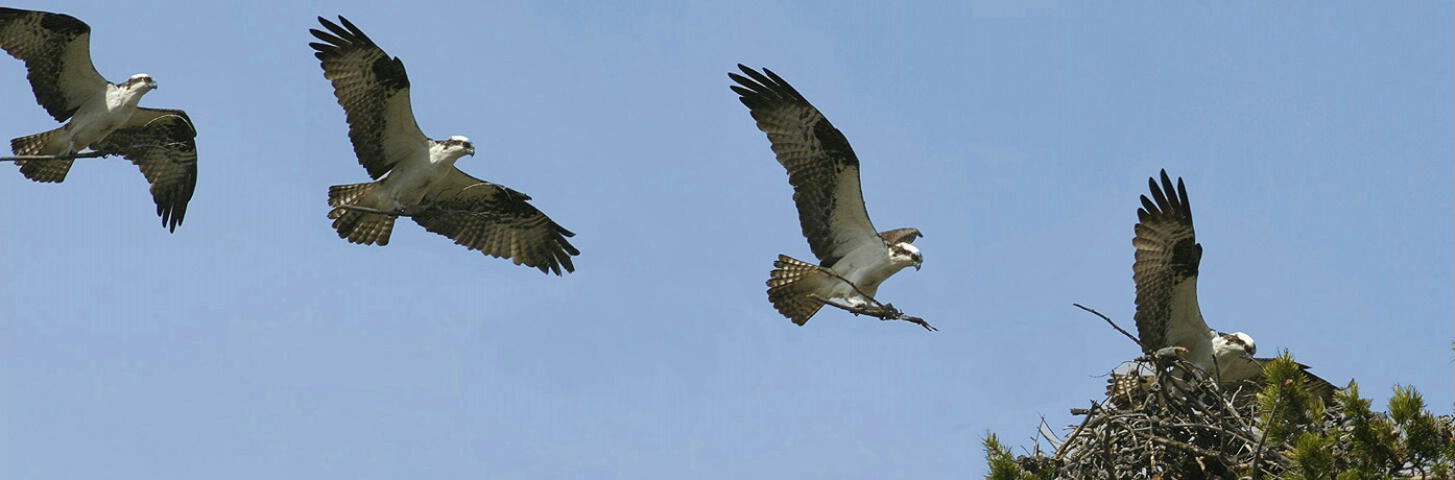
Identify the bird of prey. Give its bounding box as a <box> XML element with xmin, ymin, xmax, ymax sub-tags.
<box><xmin>729</xmin><ymin>65</ymin><xmax>928</xmax><ymax>330</ymax></box>
<box><xmin>309</xmin><ymin>16</ymin><xmax>579</xmax><ymax>275</ymax></box>
<box><xmin>0</xmin><ymin>7</ymin><xmax>197</xmax><ymax>232</ymax></box>
<box><xmin>1125</xmin><ymin>170</ymin><xmax>1334</xmax><ymax>400</ymax></box>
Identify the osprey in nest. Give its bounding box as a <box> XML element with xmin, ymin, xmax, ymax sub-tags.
<box><xmin>730</xmin><ymin>65</ymin><xmax>929</xmax><ymax>331</ymax></box>
<box><xmin>310</xmin><ymin>16</ymin><xmax>578</xmax><ymax>275</ymax></box>
<box><xmin>0</xmin><ymin>7</ymin><xmax>197</xmax><ymax>232</ymax></box>
<box><xmin>1109</xmin><ymin>170</ymin><xmax>1335</xmax><ymax>404</ymax></box>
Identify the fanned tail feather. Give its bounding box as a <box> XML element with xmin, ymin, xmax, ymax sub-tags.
<box><xmin>328</xmin><ymin>182</ymin><xmax>395</xmax><ymax>246</ymax></box>
<box><xmin>10</xmin><ymin>128</ymin><xmax>73</xmax><ymax>183</ymax></box>
<box><xmin>766</xmin><ymin>254</ymin><xmax>828</xmax><ymax>325</ymax></box>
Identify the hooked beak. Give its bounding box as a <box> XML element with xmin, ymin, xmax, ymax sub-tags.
<box><xmin>913</xmin><ymin>259</ymin><xmax>922</xmax><ymax>271</ymax></box>
<box><xmin>466</xmin><ymin>146</ymin><xmax>476</xmax><ymax>157</ymax></box>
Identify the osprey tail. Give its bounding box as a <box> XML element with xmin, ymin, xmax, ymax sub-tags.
<box><xmin>10</xmin><ymin>128</ymin><xmax>74</xmax><ymax>183</ymax></box>
<box><xmin>766</xmin><ymin>254</ymin><xmax>828</xmax><ymax>325</ymax></box>
<box><xmin>328</xmin><ymin>182</ymin><xmax>396</xmax><ymax>246</ymax></box>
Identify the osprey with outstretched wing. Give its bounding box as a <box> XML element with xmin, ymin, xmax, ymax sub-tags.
<box><xmin>1125</xmin><ymin>170</ymin><xmax>1335</xmax><ymax>400</ymax></box>
<box><xmin>730</xmin><ymin>65</ymin><xmax>926</xmax><ymax>329</ymax></box>
<box><xmin>0</xmin><ymin>7</ymin><xmax>197</xmax><ymax>232</ymax></box>
<box><xmin>310</xmin><ymin>16</ymin><xmax>578</xmax><ymax>275</ymax></box>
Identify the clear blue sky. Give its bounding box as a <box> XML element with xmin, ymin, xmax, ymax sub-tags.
<box><xmin>2</xmin><ymin>1</ymin><xmax>1450</xmax><ymax>478</ymax></box>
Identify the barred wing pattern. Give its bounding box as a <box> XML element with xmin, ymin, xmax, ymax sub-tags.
<box><xmin>309</xmin><ymin>16</ymin><xmax>426</xmax><ymax>180</ymax></box>
<box><xmin>730</xmin><ymin>64</ymin><xmax>883</xmax><ymax>267</ymax></box>
<box><xmin>92</xmin><ymin>107</ymin><xmax>198</xmax><ymax>232</ymax></box>
<box><xmin>411</xmin><ymin>170</ymin><xmax>579</xmax><ymax>275</ymax></box>
<box><xmin>0</xmin><ymin>7</ymin><xmax>106</xmax><ymax>122</ymax></box>
<box><xmin>1132</xmin><ymin>170</ymin><xmax>1207</xmax><ymax>354</ymax></box>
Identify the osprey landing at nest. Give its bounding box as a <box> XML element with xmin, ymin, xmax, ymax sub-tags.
<box><xmin>1122</xmin><ymin>170</ymin><xmax>1334</xmax><ymax>400</ymax></box>
<box><xmin>310</xmin><ymin>16</ymin><xmax>579</xmax><ymax>275</ymax></box>
<box><xmin>0</xmin><ymin>7</ymin><xmax>198</xmax><ymax>232</ymax></box>
<box><xmin>730</xmin><ymin>65</ymin><xmax>930</xmax><ymax>331</ymax></box>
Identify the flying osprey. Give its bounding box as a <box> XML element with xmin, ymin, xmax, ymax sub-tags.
<box><xmin>309</xmin><ymin>16</ymin><xmax>579</xmax><ymax>275</ymax></box>
<box><xmin>0</xmin><ymin>7</ymin><xmax>197</xmax><ymax>232</ymax></box>
<box><xmin>1127</xmin><ymin>170</ymin><xmax>1334</xmax><ymax>400</ymax></box>
<box><xmin>729</xmin><ymin>65</ymin><xmax>928</xmax><ymax>330</ymax></box>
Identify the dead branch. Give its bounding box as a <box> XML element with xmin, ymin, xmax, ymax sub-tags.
<box><xmin>1074</xmin><ymin>303</ymin><xmax>1142</xmax><ymax>350</ymax></box>
<box><xmin>0</xmin><ymin>151</ymin><xmax>111</xmax><ymax>162</ymax></box>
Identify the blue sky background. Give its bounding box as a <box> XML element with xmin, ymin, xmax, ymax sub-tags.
<box><xmin>2</xmin><ymin>1</ymin><xmax>1450</xmax><ymax>478</ymax></box>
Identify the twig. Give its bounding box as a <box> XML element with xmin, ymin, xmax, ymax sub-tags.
<box><xmin>0</xmin><ymin>151</ymin><xmax>111</xmax><ymax>162</ymax></box>
<box><xmin>806</xmin><ymin>266</ymin><xmax>935</xmax><ymax>331</ymax></box>
<box><xmin>1056</xmin><ymin>401</ymin><xmax>1101</xmax><ymax>460</ymax></box>
<box><xmin>808</xmin><ymin>294</ymin><xmax>936</xmax><ymax>331</ymax></box>
<box><xmin>335</xmin><ymin>204</ymin><xmax>501</xmax><ymax>220</ymax></box>
<box><xmin>1073</xmin><ymin>303</ymin><xmax>1142</xmax><ymax>350</ymax></box>
<box><xmin>335</xmin><ymin>205</ymin><xmax>409</xmax><ymax>217</ymax></box>
<box><xmin>1250</xmin><ymin>379</ymin><xmax>1289</xmax><ymax>479</ymax></box>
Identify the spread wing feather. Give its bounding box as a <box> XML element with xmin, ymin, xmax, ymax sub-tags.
<box><xmin>730</xmin><ymin>64</ymin><xmax>882</xmax><ymax>266</ymax></box>
<box><xmin>0</xmin><ymin>7</ymin><xmax>107</xmax><ymax>122</ymax></box>
<box><xmin>877</xmin><ymin>227</ymin><xmax>922</xmax><ymax>246</ymax></box>
<box><xmin>309</xmin><ymin>16</ymin><xmax>425</xmax><ymax>180</ymax></box>
<box><xmin>92</xmin><ymin>107</ymin><xmax>198</xmax><ymax>232</ymax></box>
<box><xmin>411</xmin><ymin>169</ymin><xmax>579</xmax><ymax>275</ymax></box>
<box><xmin>1132</xmin><ymin>170</ymin><xmax>1207</xmax><ymax>354</ymax></box>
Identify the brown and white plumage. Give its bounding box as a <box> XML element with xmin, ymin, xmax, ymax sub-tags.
<box><xmin>410</xmin><ymin>170</ymin><xmax>578</xmax><ymax>275</ymax></box>
<box><xmin>1133</xmin><ymin>170</ymin><xmax>1209</xmax><ymax>360</ymax></box>
<box><xmin>311</xmin><ymin>16</ymin><xmax>578</xmax><ymax>274</ymax></box>
<box><xmin>731</xmin><ymin>64</ymin><xmax>923</xmax><ymax>326</ymax></box>
<box><xmin>0</xmin><ymin>7</ymin><xmax>198</xmax><ymax>232</ymax></box>
<box><xmin>1128</xmin><ymin>170</ymin><xmax>1335</xmax><ymax>395</ymax></box>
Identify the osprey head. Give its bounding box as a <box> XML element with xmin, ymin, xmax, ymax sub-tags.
<box><xmin>122</xmin><ymin>73</ymin><xmax>158</xmax><ymax>92</ymax></box>
<box><xmin>437</xmin><ymin>135</ymin><xmax>476</xmax><ymax>160</ymax></box>
<box><xmin>1212</xmin><ymin>331</ymin><xmax>1257</xmax><ymax>365</ymax></box>
<box><xmin>1211</xmin><ymin>331</ymin><xmax>1262</xmax><ymax>382</ymax></box>
<box><xmin>891</xmin><ymin>242</ymin><xmax>923</xmax><ymax>271</ymax></box>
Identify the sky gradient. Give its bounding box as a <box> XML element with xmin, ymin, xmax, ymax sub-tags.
<box><xmin>2</xmin><ymin>1</ymin><xmax>1452</xmax><ymax>478</ymax></box>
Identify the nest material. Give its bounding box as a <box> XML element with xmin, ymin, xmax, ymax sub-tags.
<box><xmin>1024</xmin><ymin>355</ymin><xmax>1309</xmax><ymax>479</ymax></box>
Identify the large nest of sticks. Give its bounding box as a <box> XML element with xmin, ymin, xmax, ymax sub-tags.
<box><xmin>1019</xmin><ymin>352</ymin><xmax>1327</xmax><ymax>480</ymax></box>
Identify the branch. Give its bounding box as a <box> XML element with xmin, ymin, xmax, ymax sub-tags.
<box><xmin>804</xmin><ymin>263</ymin><xmax>935</xmax><ymax>331</ymax></box>
<box><xmin>809</xmin><ymin>294</ymin><xmax>936</xmax><ymax>331</ymax></box>
<box><xmin>0</xmin><ymin>151</ymin><xmax>111</xmax><ymax>162</ymax></box>
<box><xmin>1055</xmin><ymin>401</ymin><xmax>1100</xmax><ymax>460</ymax></box>
<box><xmin>1074</xmin><ymin>303</ymin><xmax>1142</xmax><ymax>350</ymax></box>
<box><xmin>334</xmin><ymin>204</ymin><xmax>500</xmax><ymax>220</ymax></box>
<box><xmin>1250</xmin><ymin>378</ymin><xmax>1289</xmax><ymax>479</ymax></box>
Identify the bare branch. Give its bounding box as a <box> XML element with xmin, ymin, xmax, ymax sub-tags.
<box><xmin>1073</xmin><ymin>303</ymin><xmax>1142</xmax><ymax>350</ymax></box>
<box><xmin>0</xmin><ymin>151</ymin><xmax>111</xmax><ymax>162</ymax></box>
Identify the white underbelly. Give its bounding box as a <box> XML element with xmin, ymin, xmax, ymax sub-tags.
<box><xmin>378</xmin><ymin>163</ymin><xmax>445</xmax><ymax>207</ymax></box>
<box><xmin>67</xmin><ymin>106</ymin><xmax>131</xmax><ymax>150</ymax></box>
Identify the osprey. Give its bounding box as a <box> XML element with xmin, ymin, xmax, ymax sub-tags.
<box><xmin>1126</xmin><ymin>170</ymin><xmax>1334</xmax><ymax>400</ymax></box>
<box><xmin>729</xmin><ymin>65</ymin><xmax>927</xmax><ymax>329</ymax></box>
<box><xmin>0</xmin><ymin>7</ymin><xmax>197</xmax><ymax>232</ymax></box>
<box><xmin>309</xmin><ymin>16</ymin><xmax>579</xmax><ymax>275</ymax></box>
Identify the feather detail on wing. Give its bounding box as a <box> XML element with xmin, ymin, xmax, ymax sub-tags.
<box><xmin>309</xmin><ymin>16</ymin><xmax>425</xmax><ymax>180</ymax></box>
<box><xmin>1132</xmin><ymin>170</ymin><xmax>1206</xmax><ymax>354</ymax></box>
<box><xmin>730</xmin><ymin>64</ymin><xmax>881</xmax><ymax>267</ymax></box>
<box><xmin>90</xmin><ymin>107</ymin><xmax>198</xmax><ymax>232</ymax></box>
<box><xmin>411</xmin><ymin>169</ymin><xmax>579</xmax><ymax>275</ymax></box>
<box><xmin>0</xmin><ymin>7</ymin><xmax>106</xmax><ymax>122</ymax></box>
<box><xmin>877</xmin><ymin>227</ymin><xmax>922</xmax><ymax>246</ymax></box>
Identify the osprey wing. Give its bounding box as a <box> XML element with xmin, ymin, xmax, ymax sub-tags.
<box><xmin>92</xmin><ymin>107</ymin><xmax>198</xmax><ymax>232</ymax></box>
<box><xmin>730</xmin><ymin>64</ymin><xmax>883</xmax><ymax>267</ymax></box>
<box><xmin>877</xmin><ymin>227</ymin><xmax>923</xmax><ymax>246</ymax></box>
<box><xmin>411</xmin><ymin>169</ymin><xmax>579</xmax><ymax>275</ymax></box>
<box><xmin>1132</xmin><ymin>170</ymin><xmax>1208</xmax><ymax>354</ymax></box>
<box><xmin>309</xmin><ymin>16</ymin><xmax>427</xmax><ymax>180</ymax></box>
<box><xmin>0</xmin><ymin>7</ymin><xmax>108</xmax><ymax>122</ymax></box>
